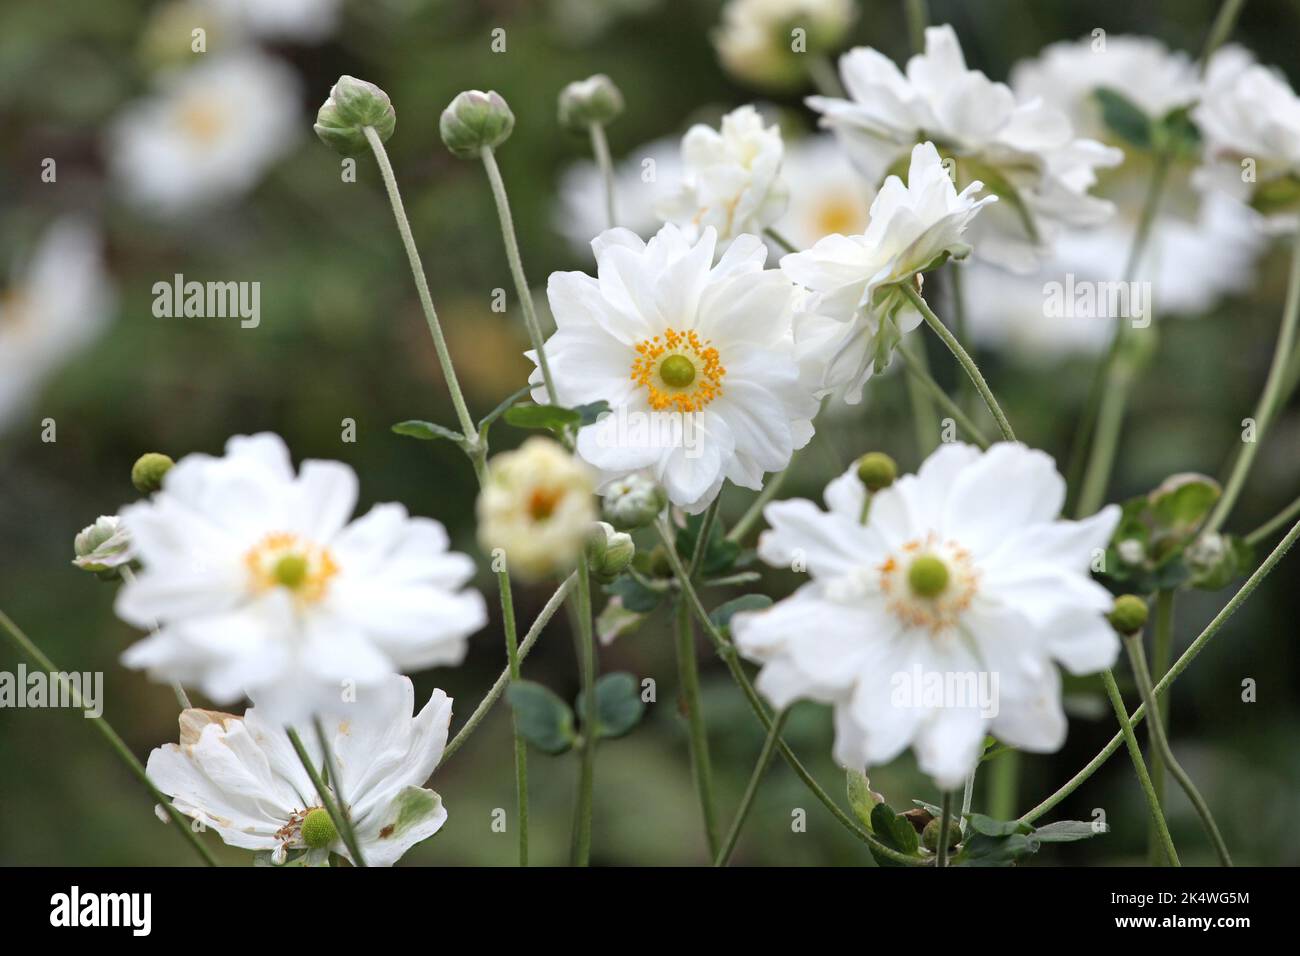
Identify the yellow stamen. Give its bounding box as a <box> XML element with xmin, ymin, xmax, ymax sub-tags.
<box><xmin>630</xmin><ymin>327</ymin><xmax>726</xmax><ymax>413</ymax></box>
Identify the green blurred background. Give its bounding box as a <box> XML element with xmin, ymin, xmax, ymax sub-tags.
<box><xmin>2</xmin><ymin>0</ymin><xmax>1298</xmax><ymax>866</ymax></box>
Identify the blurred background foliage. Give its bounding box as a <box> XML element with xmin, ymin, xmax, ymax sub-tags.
<box><xmin>1</xmin><ymin>0</ymin><xmax>1298</xmax><ymax>866</ymax></box>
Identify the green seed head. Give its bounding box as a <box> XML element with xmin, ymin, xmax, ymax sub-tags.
<box><xmin>300</xmin><ymin>808</ymin><xmax>338</xmax><ymax>849</ymax></box>
<box><xmin>273</xmin><ymin>554</ymin><xmax>310</xmax><ymax>590</ymax></box>
<box><xmin>855</xmin><ymin>452</ymin><xmax>897</xmax><ymax>492</ymax></box>
<box><xmin>659</xmin><ymin>355</ymin><xmax>696</xmax><ymax>388</ymax></box>
<box><xmin>131</xmin><ymin>452</ymin><xmax>175</xmax><ymax>493</ymax></box>
<box><xmin>921</xmin><ymin>816</ymin><xmax>962</xmax><ymax>853</ymax></box>
<box><xmin>908</xmin><ymin>555</ymin><xmax>950</xmax><ymax>598</ymax></box>
<box><xmin>1108</xmin><ymin>594</ymin><xmax>1149</xmax><ymax>636</ymax></box>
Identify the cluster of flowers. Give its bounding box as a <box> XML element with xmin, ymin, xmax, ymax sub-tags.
<box><xmin>60</xmin><ymin>3</ymin><xmax>1300</xmax><ymax>866</ymax></box>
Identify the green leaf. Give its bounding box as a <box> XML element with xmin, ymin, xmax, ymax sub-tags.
<box><xmin>846</xmin><ymin>769</ymin><xmax>882</xmax><ymax>831</ymax></box>
<box><xmin>604</xmin><ymin>574</ymin><xmax>664</xmax><ymax>614</ymax></box>
<box><xmin>675</xmin><ymin>511</ymin><xmax>742</xmax><ymax>575</ymax></box>
<box><xmin>1154</xmin><ymin>105</ymin><xmax>1202</xmax><ymax>159</ymax></box>
<box><xmin>966</xmin><ymin>813</ymin><xmax>1033</xmax><ymax>837</ymax></box>
<box><xmin>595</xmin><ymin>598</ymin><xmax>648</xmax><ymax>644</ymax></box>
<box><xmin>1150</xmin><ymin>473</ymin><xmax>1221</xmax><ymax>536</ymax></box>
<box><xmin>503</xmin><ymin>402</ymin><xmax>581</xmax><ymax>435</ymax></box>
<box><xmin>952</xmin><ymin>831</ymin><xmax>1040</xmax><ymax>867</ymax></box>
<box><xmin>477</xmin><ymin>385</ymin><xmax>531</xmax><ymax>441</ymax></box>
<box><xmin>392</xmin><ymin>420</ymin><xmax>466</xmax><ymax>445</ymax></box>
<box><xmin>506</xmin><ymin>681</ymin><xmax>576</xmax><ymax>755</ymax></box>
<box><xmin>1094</xmin><ymin>87</ymin><xmax>1154</xmax><ymax>149</ymax></box>
<box><xmin>1033</xmin><ymin>820</ymin><xmax>1108</xmax><ymax>842</ymax></box>
<box><xmin>868</xmin><ymin>802</ymin><xmax>921</xmax><ymax>866</ymax></box>
<box><xmin>708</xmin><ymin>594</ymin><xmax>773</xmax><ymax>635</ymax></box>
<box><xmin>574</xmin><ymin>400</ymin><xmax>610</xmax><ymax>426</ymax></box>
<box><xmin>1251</xmin><ymin>172</ymin><xmax>1300</xmax><ymax>216</ymax></box>
<box><xmin>576</xmin><ymin>672</ymin><xmax>645</xmax><ymax>739</ymax></box>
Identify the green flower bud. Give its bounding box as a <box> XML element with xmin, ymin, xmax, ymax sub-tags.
<box><xmin>855</xmin><ymin>451</ymin><xmax>897</xmax><ymax>492</ymax></box>
<box><xmin>300</xmin><ymin>807</ymin><xmax>338</xmax><ymax>849</ymax></box>
<box><xmin>921</xmin><ymin>816</ymin><xmax>962</xmax><ymax>853</ymax></box>
<box><xmin>314</xmin><ymin>76</ymin><xmax>396</xmax><ymax>156</ymax></box>
<box><xmin>132</xmin><ymin>452</ymin><xmax>175</xmax><ymax>493</ymax></box>
<box><xmin>72</xmin><ymin>515</ymin><xmax>135</xmax><ymax>574</ymax></box>
<box><xmin>1108</xmin><ymin>594</ymin><xmax>1149</xmax><ymax>636</ymax></box>
<box><xmin>586</xmin><ymin>521</ymin><xmax>635</xmax><ymax>583</ymax></box>
<box><xmin>440</xmin><ymin>90</ymin><xmax>514</xmax><ymax>159</ymax></box>
<box><xmin>558</xmin><ymin>74</ymin><xmax>624</xmax><ymax>131</ymax></box>
<box><xmin>602</xmin><ymin>474</ymin><xmax>668</xmax><ymax>530</ymax></box>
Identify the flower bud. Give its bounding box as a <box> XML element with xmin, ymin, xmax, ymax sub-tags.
<box><xmin>558</xmin><ymin>75</ymin><xmax>624</xmax><ymax>131</ymax></box>
<box><xmin>602</xmin><ymin>474</ymin><xmax>668</xmax><ymax>530</ymax></box>
<box><xmin>586</xmin><ymin>521</ymin><xmax>635</xmax><ymax>583</ymax></box>
<box><xmin>73</xmin><ymin>515</ymin><xmax>135</xmax><ymax>573</ymax></box>
<box><xmin>440</xmin><ymin>90</ymin><xmax>514</xmax><ymax>159</ymax></box>
<box><xmin>855</xmin><ymin>451</ymin><xmax>897</xmax><ymax>492</ymax></box>
<box><xmin>1108</xmin><ymin>594</ymin><xmax>1149</xmax><ymax>636</ymax></box>
<box><xmin>921</xmin><ymin>816</ymin><xmax>962</xmax><ymax>853</ymax></box>
<box><xmin>314</xmin><ymin>76</ymin><xmax>396</xmax><ymax>156</ymax></box>
<box><xmin>300</xmin><ymin>807</ymin><xmax>338</xmax><ymax>849</ymax></box>
<box><xmin>132</xmin><ymin>452</ymin><xmax>174</xmax><ymax>493</ymax></box>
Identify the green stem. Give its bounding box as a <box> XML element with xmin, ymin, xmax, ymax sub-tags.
<box><xmin>0</xmin><ymin>608</ymin><xmax>218</xmax><ymax>866</ymax></box>
<box><xmin>936</xmin><ymin>790</ymin><xmax>954</xmax><ymax>867</ymax></box>
<box><xmin>714</xmin><ymin>709</ymin><xmax>789</xmax><ymax>866</ymax></box>
<box><xmin>311</xmin><ymin>716</ymin><xmax>364</xmax><ymax>865</ymax></box>
<box><xmin>1147</xmin><ymin>590</ymin><xmax>1176</xmax><ymax>863</ymax></box>
<box><xmin>1101</xmin><ymin>670</ymin><xmax>1180</xmax><ymax>866</ymax></box>
<box><xmin>480</xmin><ymin>146</ymin><xmax>559</xmax><ymax>406</ymax></box>
<box><xmin>806</xmin><ymin>55</ymin><xmax>843</xmax><ymax>97</ymax></box>
<box><xmin>688</xmin><ymin>498</ymin><xmax>721</xmax><ymax>577</ymax></box>
<box><xmin>287</xmin><ymin>726</ymin><xmax>366</xmax><ymax>866</ymax></box>
<box><xmin>903</xmin><ymin>336</ymin><xmax>941</xmax><ymax>456</ymax></box>
<box><xmin>653</xmin><ymin>523</ymin><xmax>926</xmax><ymax>865</ymax></box>
<box><xmin>987</xmin><ymin>750</ymin><xmax>1020</xmax><ymax>821</ymax></box>
<box><xmin>903</xmin><ymin>283</ymin><xmax>1015</xmax><ymax>441</ymax></box>
<box><xmin>727</xmin><ymin>464</ymin><xmax>791</xmax><ymax>543</ymax></box>
<box><xmin>1123</xmin><ymin>633</ymin><xmax>1233</xmax><ymax>866</ymax></box>
<box><xmin>440</xmin><ymin>574</ymin><xmax>576</xmax><ymax>765</ymax></box>
<box><xmin>897</xmin><ymin>340</ymin><xmax>991</xmax><ymax>448</ymax></box>
<box><xmin>569</xmin><ymin>554</ymin><xmax>597</xmax><ymax>866</ymax></box>
<box><xmin>1199</xmin><ymin>0</ymin><xmax>1248</xmax><ymax>75</ymax></box>
<box><xmin>497</xmin><ymin>568</ymin><xmax>529</xmax><ymax>866</ymax></box>
<box><xmin>1246</xmin><ymin>491</ymin><xmax>1300</xmax><ymax>546</ymax></box>
<box><xmin>1205</xmin><ymin>235</ymin><xmax>1300</xmax><ymax>534</ymax></box>
<box><xmin>588</xmin><ymin>122</ymin><xmax>617</xmax><ymax>229</ymax></box>
<box><xmin>676</xmin><ymin>595</ymin><xmax>721</xmax><ymax>858</ymax></box>
<box><xmin>904</xmin><ymin>0</ymin><xmax>930</xmax><ymax>53</ymax></box>
<box><xmin>362</xmin><ymin>126</ymin><xmax>477</xmax><ymax>439</ymax></box>
<box><xmin>763</xmin><ymin>227</ymin><xmax>799</xmax><ymax>255</ymax></box>
<box><xmin>1021</xmin><ymin>515</ymin><xmax>1300</xmax><ymax>823</ymax></box>
<box><xmin>959</xmin><ymin>770</ymin><xmax>976</xmax><ymax>833</ymax></box>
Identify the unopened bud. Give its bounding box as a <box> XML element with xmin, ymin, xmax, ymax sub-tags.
<box><xmin>73</xmin><ymin>515</ymin><xmax>135</xmax><ymax>574</ymax></box>
<box><xmin>132</xmin><ymin>452</ymin><xmax>174</xmax><ymax>493</ymax></box>
<box><xmin>855</xmin><ymin>452</ymin><xmax>897</xmax><ymax>492</ymax></box>
<box><xmin>1108</xmin><ymin>594</ymin><xmax>1149</xmax><ymax>636</ymax></box>
<box><xmin>440</xmin><ymin>90</ymin><xmax>514</xmax><ymax>159</ymax></box>
<box><xmin>314</xmin><ymin>76</ymin><xmax>396</xmax><ymax>156</ymax></box>
<box><xmin>922</xmin><ymin>816</ymin><xmax>962</xmax><ymax>853</ymax></box>
<box><xmin>586</xmin><ymin>522</ymin><xmax>635</xmax><ymax>583</ymax></box>
<box><xmin>558</xmin><ymin>74</ymin><xmax>624</xmax><ymax>131</ymax></box>
<box><xmin>602</xmin><ymin>474</ymin><xmax>667</xmax><ymax>530</ymax></box>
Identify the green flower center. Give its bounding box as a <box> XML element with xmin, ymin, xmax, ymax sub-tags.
<box><xmin>273</xmin><ymin>553</ymin><xmax>310</xmax><ymax>590</ymax></box>
<box><xmin>659</xmin><ymin>354</ymin><xmax>696</xmax><ymax>388</ymax></box>
<box><xmin>907</xmin><ymin>554</ymin><xmax>950</xmax><ymax>598</ymax></box>
<box><xmin>301</xmin><ymin>808</ymin><xmax>338</xmax><ymax>849</ymax></box>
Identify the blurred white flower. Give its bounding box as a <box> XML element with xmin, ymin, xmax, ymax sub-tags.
<box><xmin>116</xmin><ymin>433</ymin><xmax>486</xmax><ymax>723</ymax></box>
<box><xmin>554</xmin><ymin>137</ymin><xmax>682</xmax><ymax>255</ymax></box>
<box><xmin>810</xmin><ymin>25</ymin><xmax>1121</xmax><ymax>273</ymax></box>
<box><xmin>532</xmin><ymin>224</ymin><xmax>817</xmax><ymax>513</ymax></box>
<box><xmin>658</xmin><ymin>105</ymin><xmax>789</xmax><ymax>248</ymax></box>
<box><xmin>108</xmin><ymin>51</ymin><xmax>300</xmax><ymax>214</ymax></box>
<box><xmin>477</xmin><ymin>436</ymin><xmax>597</xmax><ymax>581</ymax></box>
<box><xmin>204</xmin><ymin>0</ymin><xmax>343</xmax><ymax>43</ymax></box>
<box><xmin>0</xmin><ymin>218</ymin><xmax>114</xmax><ymax>432</ymax></box>
<box><xmin>147</xmin><ymin>674</ymin><xmax>451</xmax><ymax>866</ymax></box>
<box><xmin>73</xmin><ymin>515</ymin><xmax>135</xmax><ymax>573</ymax></box>
<box><xmin>780</xmin><ymin>142</ymin><xmax>994</xmax><ymax>402</ymax></box>
<box><xmin>773</xmin><ymin>134</ymin><xmax>873</xmax><ymax>251</ymax></box>
<box><xmin>1195</xmin><ymin>46</ymin><xmax>1300</xmax><ymax>233</ymax></box>
<box><xmin>732</xmin><ymin>442</ymin><xmax>1121</xmax><ymax>789</ymax></box>
<box><xmin>714</xmin><ymin>0</ymin><xmax>857</xmax><ymax>89</ymax></box>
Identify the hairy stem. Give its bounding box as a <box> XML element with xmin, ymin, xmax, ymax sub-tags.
<box><xmin>1101</xmin><ymin>670</ymin><xmax>1179</xmax><ymax>866</ymax></box>
<box><xmin>287</xmin><ymin>726</ymin><xmax>366</xmax><ymax>866</ymax></box>
<box><xmin>588</xmin><ymin>122</ymin><xmax>617</xmax><ymax>229</ymax></box>
<box><xmin>676</xmin><ymin>595</ymin><xmax>720</xmax><ymax>858</ymax></box>
<box><xmin>714</xmin><ymin>709</ymin><xmax>789</xmax><ymax>866</ymax></box>
<box><xmin>569</xmin><ymin>554</ymin><xmax>597</xmax><ymax>866</ymax></box>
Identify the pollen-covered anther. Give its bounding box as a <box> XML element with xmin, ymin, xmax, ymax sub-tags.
<box><xmin>245</xmin><ymin>532</ymin><xmax>339</xmax><ymax>604</ymax></box>
<box><xmin>879</xmin><ymin>533</ymin><xmax>980</xmax><ymax>634</ymax></box>
<box><xmin>630</xmin><ymin>327</ymin><xmax>726</xmax><ymax>412</ymax></box>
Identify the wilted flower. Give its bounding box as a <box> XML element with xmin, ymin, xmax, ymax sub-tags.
<box><xmin>73</xmin><ymin>516</ymin><xmax>135</xmax><ymax>573</ymax></box>
<box><xmin>477</xmin><ymin>436</ymin><xmax>597</xmax><ymax>580</ymax></box>
<box><xmin>732</xmin><ymin>442</ymin><xmax>1121</xmax><ymax>789</ymax></box>
<box><xmin>147</xmin><ymin>674</ymin><xmax>452</xmax><ymax>866</ymax></box>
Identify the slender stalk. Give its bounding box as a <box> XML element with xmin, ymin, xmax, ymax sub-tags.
<box><xmin>440</xmin><ymin>574</ymin><xmax>576</xmax><ymax>765</ymax></box>
<box><xmin>1124</xmin><ymin>634</ymin><xmax>1233</xmax><ymax>866</ymax></box>
<box><xmin>1101</xmin><ymin>670</ymin><xmax>1180</xmax><ymax>866</ymax></box>
<box><xmin>362</xmin><ymin>126</ymin><xmax>477</xmax><ymax>439</ymax></box>
<box><xmin>1021</xmin><ymin>515</ymin><xmax>1300</xmax><ymax>823</ymax></box>
<box><xmin>1246</xmin><ymin>492</ymin><xmax>1300</xmax><ymax>546</ymax></box>
<box><xmin>903</xmin><ymin>284</ymin><xmax>1016</xmax><ymax>441</ymax></box>
<box><xmin>1199</xmin><ymin>0</ymin><xmax>1248</xmax><ymax>75</ymax></box>
<box><xmin>653</xmin><ymin>524</ymin><xmax>926</xmax><ymax>865</ymax></box>
<box><xmin>588</xmin><ymin>122</ymin><xmax>617</xmax><ymax>229</ymax></box>
<box><xmin>1147</xmin><ymin>590</ymin><xmax>1176</xmax><ymax>863</ymax></box>
<box><xmin>569</xmin><ymin>554</ymin><xmax>597</xmax><ymax>866</ymax></box>
<box><xmin>311</xmin><ymin>716</ymin><xmax>364</xmax><ymax>865</ymax></box>
<box><xmin>959</xmin><ymin>771</ymin><xmax>976</xmax><ymax>834</ymax></box>
<box><xmin>0</xmin><ymin>608</ymin><xmax>218</xmax><ymax>866</ymax></box>
<box><xmin>727</xmin><ymin>465</ymin><xmax>791</xmax><ymax>543</ymax></box>
<box><xmin>1205</xmin><ymin>236</ymin><xmax>1300</xmax><ymax>533</ymax></box>
<box><xmin>806</xmin><ymin>56</ymin><xmax>843</xmax><ymax>97</ymax></box>
<box><xmin>904</xmin><ymin>337</ymin><xmax>941</xmax><ymax>456</ymax></box>
<box><xmin>904</xmin><ymin>0</ymin><xmax>930</xmax><ymax>53</ymax></box>
<box><xmin>763</xmin><ymin>227</ymin><xmax>799</xmax><ymax>255</ymax></box>
<box><xmin>480</xmin><ymin>146</ymin><xmax>559</xmax><ymax>405</ymax></box>
<box><xmin>287</xmin><ymin>726</ymin><xmax>366</xmax><ymax>866</ymax></box>
<box><xmin>897</xmin><ymin>340</ymin><xmax>991</xmax><ymax>448</ymax></box>
<box><xmin>714</xmin><ymin>709</ymin><xmax>789</xmax><ymax>866</ymax></box>
<box><xmin>676</xmin><ymin>595</ymin><xmax>720</xmax><ymax>858</ymax></box>
<box><xmin>936</xmin><ymin>791</ymin><xmax>954</xmax><ymax>867</ymax></box>
<box><xmin>987</xmin><ymin>751</ymin><xmax>1020</xmax><ymax>821</ymax></box>
<box><xmin>688</xmin><ymin>498</ymin><xmax>721</xmax><ymax>577</ymax></box>
<box><xmin>497</xmin><ymin>568</ymin><xmax>529</xmax><ymax>866</ymax></box>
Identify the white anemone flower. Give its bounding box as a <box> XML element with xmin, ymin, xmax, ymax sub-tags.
<box><xmin>780</xmin><ymin>141</ymin><xmax>994</xmax><ymax>402</ymax></box>
<box><xmin>116</xmin><ymin>433</ymin><xmax>487</xmax><ymax>722</ymax></box>
<box><xmin>809</xmin><ymin>25</ymin><xmax>1122</xmax><ymax>273</ymax></box>
<box><xmin>0</xmin><ymin>218</ymin><xmax>113</xmax><ymax>432</ymax></box>
<box><xmin>108</xmin><ymin>51</ymin><xmax>300</xmax><ymax>214</ymax></box>
<box><xmin>531</xmin><ymin>223</ymin><xmax>818</xmax><ymax>513</ymax></box>
<box><xmin>658</xmin><ymin>105</ymin><xmax>789</xmax><ymax>248</ymax></box>
<box><xmin>732</xmin><ymin>442</ymin><xmax>1121</xmax><ymax>789</ymax></box>
<box><xmin>773</xmin><ymin>134</ymin><xmax>873</xmax><ymax>251</ymax></box>
<box><xmin>147</xmin><ymin>674</ymin><xmax>452</xmax><ymax>866</ymax></box>
<box><xmin>203</xmin><ymin>0</ymin><xmax>343</xmax><ymax>43</ymax></box>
